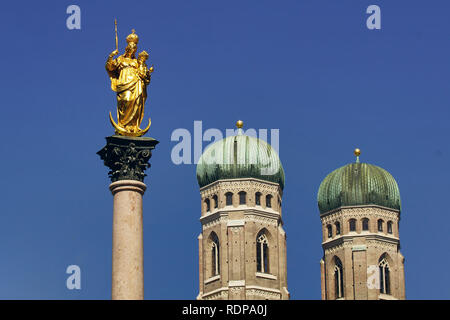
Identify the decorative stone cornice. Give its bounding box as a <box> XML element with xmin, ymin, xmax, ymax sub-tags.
<box><xmin>200</xmin><ymin>178</ymin><xmax>282</xmax><ymax>198</ymax></box>
<box><xmin>97</xmin><ymin>135</ymin><xmax>159</xmax><ymax>183</ymax></box>
<box><xmin>230</xmin><ymin>287</ymin><xmax>244</xmax><ymax>294</ymax></box>
<box><xmin>201</xmin><ymin>287</ymin><xmax>282</xmax><ymax>300</ymax></box>
<box><xmin>323</xmin><ymin>232</ymin><xmax>400</xmax><ymax>246</ymax></box>
<box><xmin>206</xmin><ymin>206</ymin><xmax>280</xmax><ymax>217</ymax></box>
<box><xmin>323</xmin><ymin>234</ymin><xmax>400</xmax><ymax>253</ymax></box>
<box><xmin>201</xmin><ymin>288</ymin><xmax>228</xmax><ymax>300</ymax></box>
<box><xmin>366</xmin><ymin>239</ymin><xmax>399</xmax><ymax>252</ymax></box>
<box><xmin>320</xmin><ymin>205</ymin><xmax>400</xmax><ymax>223</ymax></box>
<box><xmin>364</xmin><ymin>234</ymin><xmax>400</xmax><ymax>244</ymax></box>
<box><xmin>324</xmin><ymin>242</ymin><xmax>346</xmax><ymax>255</ymax></box>
<box><xmin>320</xmin><ymin>210</ymin><xmax>342</xmax><ymax>224</ymax></box>
<box><xmin>201</xmin><ymin>210</ymin><xmax>280</xmax><ymax>229</ymax></box>
<box><xmin>245</xmin><ymin>214</ymin><xmax>279</xmax><ymax>227</ymax></box>
<box><xmin>202</xmin><ymin>214</ymin><xmax>228</xmax><ymax>230</ymax></box>
<box><xmin>246</xmin><ymin>288</ymin><xmax>281</xmax><ymax>300</ymax></box>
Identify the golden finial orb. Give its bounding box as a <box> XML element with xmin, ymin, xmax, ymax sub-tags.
<box><xmin>354</xmin><ymin>148</ymin><xmax>361</xmax><ymax>157</ymax></box>
<box><xmin>236</xmin><ymin>120</ymin><xmax>244</xmax><ymax>129</ymax></box>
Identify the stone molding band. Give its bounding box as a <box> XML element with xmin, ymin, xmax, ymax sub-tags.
<box><xmin>109</xmin><ymin>180</ymin><xmax>147</xmax><ymax>196</ymax></box>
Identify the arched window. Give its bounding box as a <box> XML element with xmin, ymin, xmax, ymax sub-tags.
<box><xmin>387</xmin><ymin>221</ymin><xmax>393</xmax><ymax>234</ymax></box>
<box><xmin>212</xmin><ymin>195</ymin><xmax>218</xmax><ymax>209</ymax></box>
<box><xmin>349</xmin><ymin>219</ymin><xmax>356</xmax><ymax>232</ymax></box>
<box><xmin>327</xmin><ymin>225</ymin><xmax>332</xmax><ymax>238</ymax></box>
<box><xmin>210</xmin><ymin>233</ymin><xmax>220</xmax><ymax>277</ymax></box>
<box><xmin>225</xmin><ymin>192</ymin><xmax>233</xmax><ymax>206</ymax></box>
<box><xmin>379</xmin><ymin>256</ymin><xmax>390</xmax><ymax>295</ymax></box>
<box><xmin>256</xmin><ymin>231</ymin><xmax>269</xmax><ymax>273</ymax></box>
<box><xmin>255</xmin><ymin>192</ymin><xmax>261</xmax><ymax>206</ymax></box>
<box><xmin>334</xmin><ymin>257</ymin><xmax>344</xmax><ymax>299</ymax></box>
<box><xmin>378</xmin><ymin>219</ymin><xmax>384</xmax><ymax>232</ymax></box>
<box><xmin>239</xmin><ymin>191</ymin><xmax>246</xmax><ymax>205</ymax></box>
<box><xmin>266</xmin><ymin>195</ymin><xmax>272</xmax><ymax>208</ymax></box>
<box><xmin>362</xmin><ymin>218</ymin><xmax>369</xmax><ymax>231</ymax></box>
<box><xmin>205</xmin><ymin>199</ymin><xmax>210</xmax><ymax>212</ymax></box>
<box><xmin>335</xmin><ymin>222</ymin><xmax>341</xmax><ymax>235</ymax></box>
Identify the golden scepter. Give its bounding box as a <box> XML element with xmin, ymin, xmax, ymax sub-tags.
<box><xmin>114</xmin><ymin>19</ymin><xmax>118</xmax><ymax>52</ymax></box>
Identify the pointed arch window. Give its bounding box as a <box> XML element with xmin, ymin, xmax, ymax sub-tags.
<box><xmin>387</xmin><ymin>221</ymin><xmax>393</xmax><ymax>234</ymax></box>
<box><xmin>210</xmin><ymin>233</ymin><xmax>220</xmax><ymax>277</ymax></box>
<box><xmin>266</xmin><ymin>195</ymin><xmax>272</xmax><ymax>208</ymax></box>
<box><xmin>349</xmin><ymin>219</ymin><xmax>356</xmax><ymax>232</ymax></box>
<box><xmin>362</xmin><ymin>218</ymin><xmax>369</xmax><ymax>231</ymax></box>
<box><xmin>212</xmin><ymin>195</ymin><xmax>218</xmax><ymax>209</ymax></box>
<box><xmin>327</xmin><ymin>225</ymin><xmax>332</xmax><ymax>238</ymax></box>
<box><xmin>335</xmin><ymin>222</ymin><xmax>341</xmax><ymax>235</ymax></box>
<box><xmin>239</xmin><ymin>191</ymin><xmax>246</xmax><ymax>205</ymax></box>
<box><xmin>256</xmin><ymin>232</ymin><xmax>269</xmax><ymax>273</ymax></box>
<box><xmin>205</xmin><ymin>199</ymin><xmax>210</xmax><ymax>212</ymax></box>
<box><xmin>334</xmin><ymin>257</ymin><xmax>344</xmax><ymax>299</ymax></box>
<box><xmin>379</xmin><ymin>256</ymin><xmax>390</xmax><ymax>295</ymax></box>
<box><xmin>378</xmin><ymin>219</ymin><xmax>384</xmax><ymax>232</ymax></box>
<box><xmin>255</xmin><ymin>192</ymin><xmax>261</xmax><ymax>206</ymax></box>
<box><xmin>225</xmin><ymin>192</ymin><xmax>233</xmax><ymax>206</ymax></box>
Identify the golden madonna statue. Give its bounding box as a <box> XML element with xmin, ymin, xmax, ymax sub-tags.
<box><xmin>106</xmin><ymin>28</ymin><xmax>154</xmax><ymax>136</ymax></box>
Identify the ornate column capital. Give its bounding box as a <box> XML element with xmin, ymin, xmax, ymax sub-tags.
<box><xmin>97</xmin><ymin>135</ymin><xmax>159</xmax><ymax>183</ymax></box>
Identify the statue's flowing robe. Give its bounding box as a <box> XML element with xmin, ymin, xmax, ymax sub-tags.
<box><xmin>106</xmin><ymin>55</ymin><xmax>147</xmax><ymax>132</ymax></box>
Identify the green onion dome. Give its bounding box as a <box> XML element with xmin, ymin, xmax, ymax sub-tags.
<box><xmin>317</xmin><ymin>150</ymin><xmax>400</xmax><ymax>214</ymax></box>
<box><xmin>196</xmin><ymin>121</ymin><xmax>285</xmax><ymax>189</ymax></box>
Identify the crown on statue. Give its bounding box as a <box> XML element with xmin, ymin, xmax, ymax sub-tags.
<box><xmin>126</xmin><ymin>29</ymin><xmax>139</xmax><ymax>44</ymax></box>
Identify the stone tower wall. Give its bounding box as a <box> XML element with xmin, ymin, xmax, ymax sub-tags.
<box><xmin>320</xmin><ymin>206</ymin><xmax>405</xmax><ymax>300</ymax></box>
<box><xmin>197</xmin><ymin>178</ymin><xmax>289</xmax><ymax>300</ymax></box>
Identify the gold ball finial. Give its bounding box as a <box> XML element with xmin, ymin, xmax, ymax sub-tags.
<box><xmin>354</xmin><ymin>148</ymin><xmax>361</xmax><ymax>157</ymax></box>
<box><xmin>236</xmin><ymin>120</ymin><xmax>244</xmax><ymax>129</ymax></box>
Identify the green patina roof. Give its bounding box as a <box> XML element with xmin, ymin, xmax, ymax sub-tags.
<box><xmin>317</xmin><ymin>161</ymin><xmax>401</xmax><ymax>214</ymax></box>
<box><xmin>196</xmin><ymin>130</ymin><xmax>285</xmax><ymax>189</ymax></box>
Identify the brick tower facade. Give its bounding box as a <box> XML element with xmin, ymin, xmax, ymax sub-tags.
<box><xmin>317</xmin><ymin>150</ymin><xmax>405</xmax><ymax>300</ymax></box>
<box><xmin>195</xmin><ymin>121</ymin><xmax>288</xmax><ymax>300</ymax></box>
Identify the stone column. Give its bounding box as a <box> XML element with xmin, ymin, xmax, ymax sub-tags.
<box><xmin>98</xmin><ymin>135</ymin><xmax>158</xmax><ymax>300</ymax></box>
<box><xmin>110</xmin><ymin>180</ymin><xmax>146</xmax><ymax>299</ymax></box>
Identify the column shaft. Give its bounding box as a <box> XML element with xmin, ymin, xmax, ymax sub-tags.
<box><xmin>110</xmin><ymin>180</ymin><xmax>146</xmax><ymax>300</ymax></box>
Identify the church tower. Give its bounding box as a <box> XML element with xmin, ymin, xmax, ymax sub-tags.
<box><xmin>317</xmin><ymin>149</ymin><xmax>406</xmax><ymax>300</ymax></box>
<box><xmin>195</xmin><ymin>121</ymin><xmax>289</xmax><ymax>300</ymax></box>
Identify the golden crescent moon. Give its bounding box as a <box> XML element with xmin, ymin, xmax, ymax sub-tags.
<box><xmin>109</xmin><ymin>111</ymin><xmax>127</xmax><ymax>134</ymax></box>
<box><xmin>109</xmin><ymin>112</ymin><xmax>151</xmax><ymax>137</ymax></box>
<box><xmin>136</xmin><ymin>118</ymin><xmax>151</xmax><ymax>137</ymax></box>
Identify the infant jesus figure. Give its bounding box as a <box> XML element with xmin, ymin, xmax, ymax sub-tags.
<box><xmin>137</xmin><ymin>50</ymin><xmax>153</xmax><ymax>86</ymax></box>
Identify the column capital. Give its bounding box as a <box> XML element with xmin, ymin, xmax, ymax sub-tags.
<box><xmin>97</xmin><ymin>135</ymin><xmax>159</xmax><ymax>183</ymax></box>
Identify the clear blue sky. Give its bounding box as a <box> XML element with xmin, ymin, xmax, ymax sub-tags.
<box><xmin>0</xmin><ymin>0</ymin><xmax>448</xmax><ymax>299</ymax></box>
